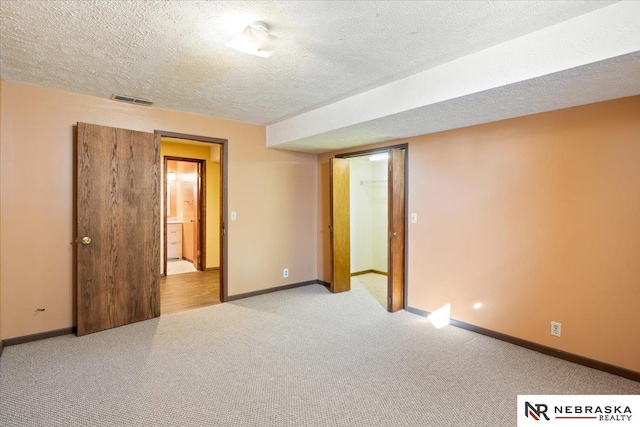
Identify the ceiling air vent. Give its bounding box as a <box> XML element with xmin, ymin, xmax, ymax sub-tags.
<box><xmin>111</xmin><ymin>94</ymin><xmax>154</xmax><ymax>106</ymax></box>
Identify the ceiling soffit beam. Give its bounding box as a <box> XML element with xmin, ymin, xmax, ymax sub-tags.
<box><xmin>266</xmin><ymin>1</ymin><xmax>640</xmax><ymax>150</ymax></box>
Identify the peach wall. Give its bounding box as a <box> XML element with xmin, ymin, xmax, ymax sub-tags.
<box><xmin>318</xmin><ymin>96</ymin><xmax>640</xmax><ymax>372</ymax></box>
<box><xmin>0</xmin><ymin>81</ymin><xmax>318</xmax><ymax>339</ymax></box>
<box><xmin>161</xmin><ymin>142</ymin><xmax>221</xmax><ymax>269</ymax></box>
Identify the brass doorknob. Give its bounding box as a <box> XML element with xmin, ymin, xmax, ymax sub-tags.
<box><xmin>81</xmin><ymin>236</ymin><xmax>92</xmax><ymax>245</ymax></box>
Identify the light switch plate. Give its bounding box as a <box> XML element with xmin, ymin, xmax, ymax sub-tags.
<box><xmin>231</xmin><ymin>211</ymin><xmax>237</xmax><ymax>221</ymax></box>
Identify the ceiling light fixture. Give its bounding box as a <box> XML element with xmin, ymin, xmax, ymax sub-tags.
<box><xmin>369</xmin><ymin>153</ymin><xmax>389</xmax><ymax>162</ymax></box>
<box><xmin>226</xmin><ymin>21</ymin><xmax>274</xmax><ymax>58</ymax></box>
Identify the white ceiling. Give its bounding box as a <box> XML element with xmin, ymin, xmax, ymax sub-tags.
<box><xmin>1</xmin><ymin>1</ymin><xmax>638</xmax><ymax>153</ymax></box>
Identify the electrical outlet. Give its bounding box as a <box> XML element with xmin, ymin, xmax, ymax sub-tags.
<box><xmin>551</xmin><ymin>321</ymin><xmax>562</xmax><ymax>337</ymax></box>
<box><xmin>283</xmin><ymin>268</ymin><xmax>289</xmax><ymax>278</ymax></box>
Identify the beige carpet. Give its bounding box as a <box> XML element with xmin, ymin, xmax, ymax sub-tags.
<box><xmin>1</xmin><ymin>283</ymin><xmax>638</xmax><ymax>426</ymax></box>
<box><xmin>353</xmin><ymin>272</ymin><xmax>387</xmax><ymax>309</ymax></box>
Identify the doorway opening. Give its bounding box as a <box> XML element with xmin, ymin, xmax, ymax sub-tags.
<box><xmin>349</xmin><ymin>154</ymin><xmax>389</xmax><ymax>308</ymax></box>
<box><xmin>157</xmin><ymin>132</ymin><xmax>227</xmax><ymax>315</ymax></box>
<box><xmin>330</xmin><ymin>145</ymin><xmax>407</xmax><ymax>312</ymax></box>
<box><xmin>164</xmin><ymin>157</ymin><xmax>205</xmax><ymax>276</ymax></box>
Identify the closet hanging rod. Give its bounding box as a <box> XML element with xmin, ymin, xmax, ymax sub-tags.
<box><xmin>360</xmin><ymin>179</ymin><xmax>388</xmax><ymax>185</ymax></box>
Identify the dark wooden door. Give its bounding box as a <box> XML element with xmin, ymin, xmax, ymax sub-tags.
<box><xmin>388</xmin><ymin>148</ymin><xmax>406</xmax><ymax>311</ymax></box>
<box><xmin>330</xmin><ymin>157</ymin><xmax>351</xmax><ymax>293</ymax></box>
<box><xmin>194</xmin><ymin>161</ymin><xmax>203</xmax><ymax>270</ymax></box>
<box><xmin>77</xmin><ymin>122</ymin><xmax>160</xmax><ymax>336</ymax></box>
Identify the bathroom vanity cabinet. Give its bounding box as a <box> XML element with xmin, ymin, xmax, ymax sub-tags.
<box><xmin>167</xmin><ymin>222</ymin><xmax>183</xmax><ymax>259</ymax></box>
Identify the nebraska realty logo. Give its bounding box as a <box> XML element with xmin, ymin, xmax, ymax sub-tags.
<box><xmin>517</xmin><ymin>395</ymin><xmax>639</xmax><ymax>426</ymax></box>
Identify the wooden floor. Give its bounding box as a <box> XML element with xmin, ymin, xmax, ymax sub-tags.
<box><xmin>160</xmin><ymin>269</ymin><xmax>220</xmax><ymax>315</ymax></box>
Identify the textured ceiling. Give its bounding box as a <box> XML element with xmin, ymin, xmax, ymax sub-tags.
<box><xmin>267</xmin><ymin>1</ymin><xmax>640</xmax><ymax>152</ymax></box>
<box><xmin>0</xmin><ymin>0</ymin><xmax>616</xmax><ymax>128</ymax></box>
<box><xmin>272</xmin><ymin>52</ymin><xmax>640</xmax><ymax>153</ymax></box>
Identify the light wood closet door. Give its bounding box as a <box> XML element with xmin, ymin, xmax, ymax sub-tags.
<box><xmin>388</xmin><ymin>148</ymin><xmax>406</xmax><ymax>312</ymax></box>
<box><xmin>330</xmin><ymin>157</ymin><xmax>351</xmax><ymax>293</ymax></box>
